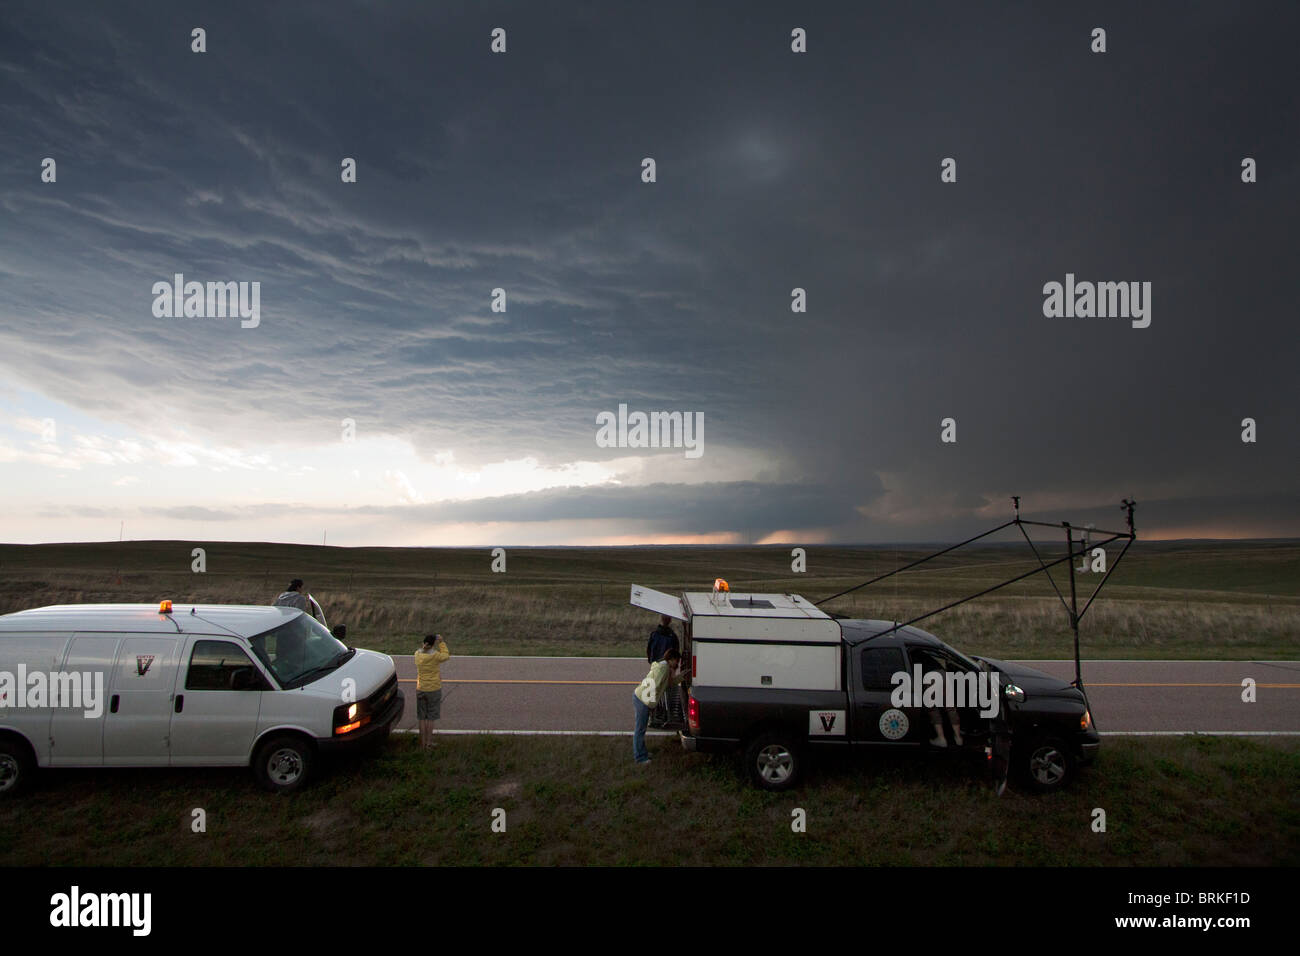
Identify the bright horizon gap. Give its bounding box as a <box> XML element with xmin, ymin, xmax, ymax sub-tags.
<box><xmin>1</xmin><ymin>534</ymin><xmax>1295</xmax><ymax>548</ymax></box>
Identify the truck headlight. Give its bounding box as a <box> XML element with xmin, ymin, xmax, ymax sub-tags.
<box><xmin>1080</xmin><ymin>710</ymin><xmax>1092</xmax><ymax>731</ymax></box>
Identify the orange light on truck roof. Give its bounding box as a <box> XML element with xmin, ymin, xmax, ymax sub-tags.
<box><xmin>158</xmin><ymin>600</ymin><xmax>173</xmax><ymax>614</ymax></box>
<box><xmin>713</xmin><ymin>578</ymin><xmax>730</xmax><ymax>592</ymax></box>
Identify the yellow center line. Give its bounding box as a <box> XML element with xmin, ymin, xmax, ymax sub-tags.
<box><xmin>397</xmin><ymin>678</ymin><xmax>1300</xmax><ymax>688</ymax></box>
<box><xmin>399</xmin><ymin>678</ymin><xmax>635</xmax><ymax>685</ymax></box>
<box><xmin>1089</xmin><ymin>682</ymin><xmax>1300</xmax><ymax>688</ymax></box>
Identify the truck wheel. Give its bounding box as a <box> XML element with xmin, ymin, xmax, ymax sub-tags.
<box><xmin>1017</xmin><ymin>736</ymin><xmax>1075</xmax><ymax>793</ymax></box>
<box><xmin>0</xmin><ymin>740</ymin><xmax>33</xmax><ymax>797</ymax></box>
<box><xmin>745</xmin><ymin>733</ymin><xmax>802</xmax><ymax>791</ymax></box>
<box><xmin>253</xmin><ymin>735</ymin><xmax>314</xmax><ymax>794</ymax></box>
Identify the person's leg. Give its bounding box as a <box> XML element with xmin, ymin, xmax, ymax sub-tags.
<box><xmin>428</xmin><ymin>689</ymin><xmax>443</xmax><ymax>748</ymax></box>
<box><xmin>929</xmin><ymin>710</ymin><xmax>947</xmax><ymax>746</ymax></box>
<box><xmin>633</xmin><ymin>697</ymin><xmax>650</xmax><ymax>762</ymax></box>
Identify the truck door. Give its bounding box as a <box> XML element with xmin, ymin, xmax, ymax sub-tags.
<box><xmin>104</xmin><ymin>635</ymin><xmax>181</xmax><ymax>766</ymax></box>
<box><xmin>49</xmin><ymin>634</ymin><xmax>121</xmax><ymax>766</ymax></box>
<box><xmin>169</xmin><ymin>637</ymin><xmax>267</xmax><ymax>765</ymax></box>
<box><xmin>850</xmin><ymin>644</ymin><xmax>912</xmax><ymax>744</ymax></box>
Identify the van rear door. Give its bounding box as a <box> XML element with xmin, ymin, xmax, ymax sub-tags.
<box><xmin>49</xmin><ymin>634</ymin><xmax>120</xmax><ymax>766</ymax></box>
<box><xmin>169</xmin><ymin>637</ymin><xmax>266</xmax><ymax>766</ymax></box>
<box><xmin>0</xmin><ymin>632</ymin><xmax>70</xmax><ymax>766</ymax></box>
<box><xmin>104</xmin><ymin>635</ymin><xmax>181</xmax><ymax>766</ymax></box>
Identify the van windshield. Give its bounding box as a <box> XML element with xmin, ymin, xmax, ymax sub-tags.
<box><xmin>249</xmin><ymin>613</ymin><xmax>351</xmax><ymax>688</ymax></box>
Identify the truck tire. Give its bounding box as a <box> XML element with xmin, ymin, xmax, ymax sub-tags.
<box><xmin>0</xmin><ymin>739</ymin><xmax>33</xmax><ymax>797</ymax></box>
<box><xmin>253</xmin><ymin>734</ymin><xmax>314</xmax><ymax>794</ymax></box>
<box><xmin>745</xmin><ymin>732</ymin><xmax>802</xmax><ymax>791</ymax></box>
<box><xmin>1016</xmin><ymin>735</ymin><xmax>1075</xmax><ymax>793</ymax></box>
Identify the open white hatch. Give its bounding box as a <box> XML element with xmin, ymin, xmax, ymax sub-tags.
<box><xmin>629</xmin><ymin>584</ymin><xmax>687</xmax><ymax>621</ymax></box>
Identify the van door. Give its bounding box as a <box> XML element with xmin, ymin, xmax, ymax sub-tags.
<box><xmin>49</xmin><ymin>634</ymin><xmax>121</xmax><ymax>766</ymax></box>
<box><xmin>0</xmin><ymin>632</ymin><xmax>71</xmax><ymax>767</ymax></box>
<box><xmin>103</xmin><ymin>635</ymin><xmax>181</xmax><ymax>766</ymax></box>
<box><xmin>169</xmin><ymin>637</ymin><xmax>268</xmax><ymax>766</ymax></box>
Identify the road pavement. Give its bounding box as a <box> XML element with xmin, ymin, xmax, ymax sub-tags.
<box><xmin>390</xmin><ymin>656</ymin><xmax>1300</xmax><ymax>735</ymax></box>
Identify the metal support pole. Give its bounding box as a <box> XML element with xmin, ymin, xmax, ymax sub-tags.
<box><xmin>1065</xmin><ymin>523</ymin><xmax>1082</xmax><ymax>691</ymax></box>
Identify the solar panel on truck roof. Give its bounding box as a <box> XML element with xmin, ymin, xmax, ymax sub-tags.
<box><xmin>682</xmin><ymin>592</ymin><xmax>829</xmax><ymax>619</ymax></box>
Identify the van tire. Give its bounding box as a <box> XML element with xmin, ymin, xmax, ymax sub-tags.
<box><xmin>253</xmin><ymin>735</ymin><xmax>314</xmax><ymax>793</ymax></box>
<box><xmin>0</xmin><ymin>739</ymin><xmax>33</xmax><ymax>797</ymax></box>
<box><xmin>744</xmin><ymin>732</ymin><xmax>802</xmax><ymax>791</ymax></box>
<box><xmin>1016</xmin><ymin>735</ymin><xmax>1075</xmax><ymax>793</ymax></box>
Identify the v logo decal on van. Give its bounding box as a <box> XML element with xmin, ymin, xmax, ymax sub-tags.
<box><xmin>819</xmin><ymin>713</ymin><xmax>836</xmax><ymax>732</ymax></box>
<box><xmin>136</xmin><ymin>655</ymin><xmax>155</xmax><ymax>677</ymax></box>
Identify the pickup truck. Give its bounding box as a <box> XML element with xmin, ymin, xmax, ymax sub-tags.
<box><xmin>685</xmin><ymin>618</ymin><xmax>1099</xmax><ymax>792</ymax></box>
<box><xmin>630</xmin><ymin>585</ymin><xmax>1098</xmax><ymax>793</ymax></box>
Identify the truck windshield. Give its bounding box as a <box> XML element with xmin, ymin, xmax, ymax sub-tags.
<box><xmin>941</xmin><ymin>643</ymin><xmax>982</xmax><ymax>671</ymax></box>
<box><xmin>249</xmin><ymin>613</ymin><xmax>350</xmax><ymax>688</ymax></box>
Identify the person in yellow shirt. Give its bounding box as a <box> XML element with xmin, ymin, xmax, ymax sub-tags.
<box><xmin>414</xmin><ymin>633</ymin><xmax>450</xmax><ymax>750</ymax></box>
<box><xmin>632</xmin><ymin>649</ymin><xmax>682</xmax><ymax>764</ymax></box>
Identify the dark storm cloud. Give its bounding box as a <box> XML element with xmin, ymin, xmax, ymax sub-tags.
<box><xmin>1</xmin><ymin>1</ymin><xmax>1296</xmax><ymax>540</ymax></box>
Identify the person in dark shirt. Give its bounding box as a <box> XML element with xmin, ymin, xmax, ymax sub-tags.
<box><xmin>646</xmin><ymin>615</ymin><xmax>679</xmax><ymax>663</ymax></box>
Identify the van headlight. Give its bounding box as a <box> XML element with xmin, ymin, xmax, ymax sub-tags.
<box><xmin>333</xmin><ymin>700</ymin><xmax>371</xmax><ymax>735</ymax></box>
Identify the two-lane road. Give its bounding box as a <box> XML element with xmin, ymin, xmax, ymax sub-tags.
<box><xmin>388</xmin><ymin>656</ymin><xmax>1300</xmax><ymax>735</ymax></box>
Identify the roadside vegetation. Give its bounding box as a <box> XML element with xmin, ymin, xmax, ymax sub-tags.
<box><xmin>1</xmin><ymin>734</ymin><xmax>1294</xmax><ymax>866</ymax></box>
<box><xmin>1</xmin><ymin>540</ymin><xmax>1296</xmax><ymax>659</ymax></box>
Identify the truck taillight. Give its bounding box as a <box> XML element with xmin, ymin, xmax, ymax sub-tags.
<box><xmin>687</xmin><ymin>695</ymin><xmax>700</xmax><ymax>733</ymax></box>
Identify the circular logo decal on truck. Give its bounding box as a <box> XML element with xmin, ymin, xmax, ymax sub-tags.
<box><xmin>879</xmin><ymin>709</ymin><xmax>909</xmax><ymax>740</ymax></box>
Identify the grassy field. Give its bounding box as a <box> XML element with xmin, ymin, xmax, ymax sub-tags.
<box><xmin>0</xmin><ymin>539</ymin><xmax>1296</xmax><ymax>659</ymax></box>
<box><xmin>1</xmin><ymin>734</ymin><xmax>1295</xmax><ymax>866</ymax></box>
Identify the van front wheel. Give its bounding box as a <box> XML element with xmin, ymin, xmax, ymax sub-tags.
<box><xmin>253</xmin><ymin>735</ymin><xmax>314</xmax><ymax>793</ymax></box>
<box><xmin>0</xmin><ymin>740</ymin><xmax>33</xmax><ymax>797</ymax></box>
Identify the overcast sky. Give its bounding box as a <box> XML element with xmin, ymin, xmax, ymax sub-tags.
<box><xmin>1</xmin><ymin>1</ymin><xmax>1295</xmax><ymax>546</ymax></box>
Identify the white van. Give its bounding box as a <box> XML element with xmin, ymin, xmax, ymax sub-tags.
<box><xmin>0</xmin><ymin>602</ymin><xmax>404</xmax><ymax>794</ymax></box>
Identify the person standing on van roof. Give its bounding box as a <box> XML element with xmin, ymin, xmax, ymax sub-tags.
<box><xmin>273</xmin><ymin>579</ymin><xmax>326</xmax><ymax>626</ymax></box>
<box><xmin>415</xmin><ymin>634</ymin><xmax>451</xmax><ymax>751</ymax></box>
<box><xmin>646</xmin><ymin>616</ymin><xmax>681</xmax><ymax>728</ymax></box>
<box><xmin>632</xmin><ymin>648</ymin><xmax>682</xmax><ymax>765</ymax></box>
